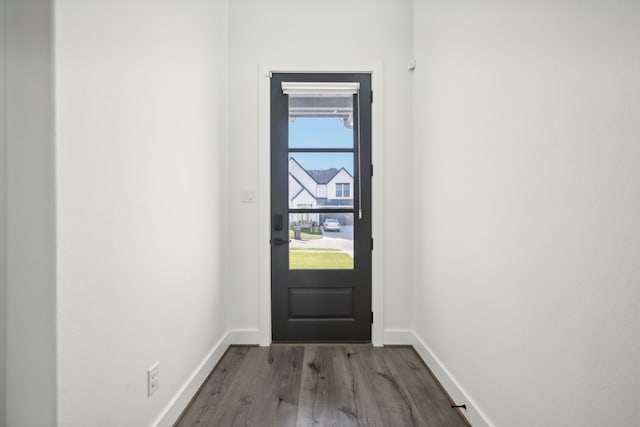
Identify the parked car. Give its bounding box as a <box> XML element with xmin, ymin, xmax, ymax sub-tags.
<box><xmin>322</xmin><ymin>218</ymin><xmax>341</xmax><ymax>232</ymax></box>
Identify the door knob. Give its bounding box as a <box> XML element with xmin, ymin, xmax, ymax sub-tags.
<box><xmin>272</xmin><ymin>238</ymin><xmax>290</xmax><ymax>246</ymax></box>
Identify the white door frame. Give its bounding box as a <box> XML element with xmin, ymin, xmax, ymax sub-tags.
<box><xmin>257</xmin><ymin>63</ymin><xmax>384</xmax><ymax>346</ymax></box>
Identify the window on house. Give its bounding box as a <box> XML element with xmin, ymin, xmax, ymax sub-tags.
<box><xmin>336</xmin><ymin>183</ymin><xmax>350</xmax><ymax>198</ymax></box>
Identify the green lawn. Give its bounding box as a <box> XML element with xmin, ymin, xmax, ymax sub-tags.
<box><xmin>290</xmin><ymin>251</ymin><xmax>353</xmax><ymax>269</ymax></box>
<box><xmin>289</xmin><ymin>247</ymin><xmax>341</xmax><ymax>252</ymax></box>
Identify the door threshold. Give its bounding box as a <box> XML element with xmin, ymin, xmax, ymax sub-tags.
<box><xmin>270</xmin><ymin>341</ymin><xmax>372</xmax><ymax>346</ymax></box>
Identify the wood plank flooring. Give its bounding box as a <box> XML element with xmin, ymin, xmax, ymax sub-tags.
<box><xmin>175</xmin><ymin>345</ymin><xmax>469</xmax><ymax>427</ymax></box>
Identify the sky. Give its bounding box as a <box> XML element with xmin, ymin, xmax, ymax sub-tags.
<box><xmin>289</xmin><ymin>118</ymin><xmax>354</xmax><ymax>174</ymax></box>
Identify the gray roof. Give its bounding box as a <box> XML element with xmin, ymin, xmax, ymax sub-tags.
<box><xmin>289</xmin><ymin>156</ymin><xmax>353</xmax><ymax>186</ymax></box>
<box><xmin>307</xmin><ymin>168</ymin><xmax>340</xmax><ymax>184</ymax></box>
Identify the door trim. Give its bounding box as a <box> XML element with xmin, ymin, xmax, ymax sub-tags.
<box><xmin>258</xmin><ymin>63</ymin><xmax>385</xmax><ymax>346</ymax></box>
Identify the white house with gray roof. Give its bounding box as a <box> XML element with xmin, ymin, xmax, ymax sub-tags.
<box><xmin>289</xmin><ymin>157</ymin><xmax>353</xmax><ymax>225</ymax></box>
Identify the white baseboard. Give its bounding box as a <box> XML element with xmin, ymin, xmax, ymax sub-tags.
<box><xmin>382</xmin><ymin>329</ymin><xmax>414</xmax><ymax>345</ymax></box>
<box><xmin>227</xmin><ymin>328</ymin><xmax>262</xmax><ymax>345</ymax></box>
<box><xmin>152</xmin><ymin>330</ymin><xmax>232</xmax><ymax>427</ymax></box>
<box><xmin>411</xmin><ymin>332</ymin><xmax>494</xmax><ymax>427</ymax></box>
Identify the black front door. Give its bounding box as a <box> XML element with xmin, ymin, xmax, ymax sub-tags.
<box><xmin>271</xmin><ymin>73</ymin><xmax>372</xmax><ymax>342</ymax></box>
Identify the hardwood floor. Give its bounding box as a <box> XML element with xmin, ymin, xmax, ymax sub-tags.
<box><xmin>175</xmin><ymin>345</ymin><xmax>469</xmax><ymax>427</ymax></box>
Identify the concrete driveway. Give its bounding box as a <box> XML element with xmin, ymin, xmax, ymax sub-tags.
<box><xmin>322</xmin><ymin>225</ymin><xmax>353</xmax><ymax>240</ymax></box>
<box><xmin>290</xmin><ymin>226</ymin><xmax>354</xmax><ymax>255</ymax></box>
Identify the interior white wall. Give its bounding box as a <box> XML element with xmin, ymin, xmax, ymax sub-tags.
<box><xmin>412</xmin><ymin>1</ymin><xmax>640</xmax><ymax>426</ymax></box>
<box><xmin>5</xmin><ymin>0</ymin><xmax>57</xmax><ymax>425</ymax></box>
<box><xmin>228</xmin><ymin>0</ymin><xmax>414</xmax><ymax>337</ymax></box>
<box><xmin>0</xmin><ymin>0</ymin><xmax>6</xmax><ymax>421</ymax></box>
<box><xmin>55</xmin><ymin>0</ymin><xmax>229</xmax><ymax>425</ymax></box>
<box><xmin>5</xmin><ymin>1</ymin><xmax>638</xmax><ymax>425</ymax></box>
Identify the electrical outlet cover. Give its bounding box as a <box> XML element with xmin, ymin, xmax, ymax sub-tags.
<box><xmin>147</xmin><ymin>362</ymin><xmax>160</xmax><ymax>396</ymax></box>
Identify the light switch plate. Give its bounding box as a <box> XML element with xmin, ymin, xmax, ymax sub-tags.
<box><xmin>240</xmin><ymin>188</ymin><xmax>257</xmax><ymax>203</ymax></box>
